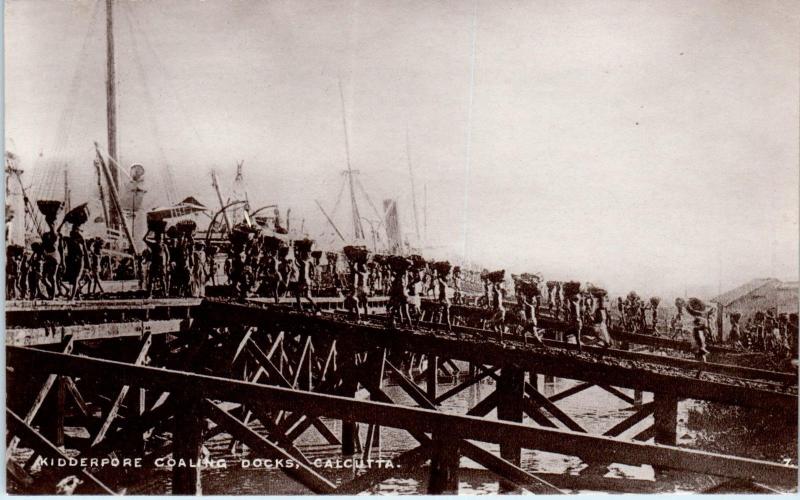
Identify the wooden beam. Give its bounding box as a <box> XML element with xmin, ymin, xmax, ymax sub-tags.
<box><xmin>522</xmin><ymin>396</ymin><xmax>559</xmax><ymax>428</ymax></box>
<box><xmin>525</xmin><ymin>383</ymin><xmax>586</xmax><ymax>433</ymax></box>
<box><xmin>466</xmin><ymin>391</ymin><xmax>499</xmax><ymax>417</ymax></box>
<box><xmin>462</xmin><ymin>442</ymin><xmax>565</xmax><ymax>494</ymax></box>
<box><xmin>428</xmin><ymin>431</ymin><xmax>460</xmax><ymax>494</ymax></box>
<box><xmin>497</xmin><ymin>368</ymin><xmax>525</xmax><ymax>467</ymax></box>
<box><xmin>7</xmin><ymin>337</ymin><xmax>74</xmax><ymax>457</ymax></box>
<box><xmin>6</xmin><ymin>410</ymin><xmax>117</xmax><ymax>494</ymax></box>
<box><xmin>91</xmin><ymin>333</ymin><xmax>153</xmax><ymax>447</ymax></box>
<box><xmin>7</xmin><ymin>320</ymin><xmax>186</xmax><ymax>347</ymax></box>
<box><xmin>435</xmin><ymin>366</ymin><xmax>498</xmax><ymax>404</ymax></box>
<box><xmin>172</xmin><ymin>391</ymin><xmax>203</xmax><ymax>495</ymax></box>
<box><xmin>335</xmin><ymin>445</ymin><xmax>430</xmax><ymax>494</ymax></box>
<box><xmin>203</xmin><ymin>400</ymin><xmax>336</xmax><ymax>493</ymax></box>
<box><xmin>603</xmin><ymin>402</ymin><xmax>655</xmax><ymax>438</ymax></box>
<box><xmin>549</xmin><ymin>382</ymin><xmax>594</xmax><ymax>403</ymax></box>
<box><xmin>598</xmin><ymin>385</ymin><xmax>636</xmax><ymax>405</ymax></box>
<box><xmin>653</xmin><ymin>394</ymin><xmax>679</xmax><ymax>446</ymax></box>
<box><xmin>426</xmin><ymin>355</ymin><xmax>438</xmax><ymax>401</ymax></box>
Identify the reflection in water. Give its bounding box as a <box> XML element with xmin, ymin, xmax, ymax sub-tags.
<box><xmin>128</xmin><ymin>374</ymin><xmax>764</xmax><ymax>494</ymax></box>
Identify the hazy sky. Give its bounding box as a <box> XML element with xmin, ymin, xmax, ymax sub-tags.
<box><xmin>5</xmin><ymin>0</ymin><xmax>799</xmax><ymax>297</ymax></box>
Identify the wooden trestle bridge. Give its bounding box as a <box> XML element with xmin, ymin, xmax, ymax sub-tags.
<box><xmin>5</xmin><ymin>296</ymin><xmax>798</xmax><ymax>494</ymax></box>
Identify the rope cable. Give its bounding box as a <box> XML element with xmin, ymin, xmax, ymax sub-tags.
<box><xmin>120</xmin><ymin>1</ymin><xmax>177</xmax><ymax>204</ymax></box>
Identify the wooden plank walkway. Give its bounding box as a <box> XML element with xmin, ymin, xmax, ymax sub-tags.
<box><xmin>204</xmin><ymin>301</ymin><xmax>797</xmax><ymax>414</ymax></box>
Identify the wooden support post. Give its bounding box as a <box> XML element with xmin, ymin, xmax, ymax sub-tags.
<box><xmin>172</xmin><ymin>391</ymin><xmax>203</xmax><ymax>495</ymax></box>
<box><xmin>634</xmin><ymin>390</ymin><xmax>643</xmax><ymax>407</ymax></box>
<box><xmin>529</xmin><ymin>372</ymin><xmax>540</xmax><ymax>392</ymax></box>
<box><xmin>496</xmin><ymin>368</ymin><xmax>525</xmax><ymax>468</ymax></box>
<box><xmin>427</xmin><ymin>355</ymin><xmax>438</xmax><ymax>402</ymax></box>
<box><xmin>371</xmin><ymin>350</ymin><xmax>386</xmax><ymax>449</ymax></box>
<box><xmin>42</xmin><ymin>376</ymin><xmax>66</xmax><ymax>447</ymax></box>
<box><xmin>428</xmin><ymin>431</ymin><xmax>460</xmax><ymax>494</ymax></box>
<box><xmin>653</xmin><ymin>393</ymin><xmax>679</xmax><ymax>446</ymax></box>
<box><xmin>340</xmin><ymin>345</ymin><xmax>358</xmax><ymax>456</ymax></box>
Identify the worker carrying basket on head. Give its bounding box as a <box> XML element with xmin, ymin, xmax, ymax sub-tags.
<box><xmin>513</xmin><ymin>274</ymin><xmax>544</xmax><ymax>346</ymax></box>
<box><xmin>686</xmin><ymin>297</ymin><xmax>713</xmax><ymax>363</ymax></box>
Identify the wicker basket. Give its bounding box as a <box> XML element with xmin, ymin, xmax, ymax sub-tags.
<box><xmin>563</xmin><ymin>281</ymin><xmax>582</xmax><ymax>297</ymax></box>
<box><xmin>176</xmin><ymin>220</ymin><xmax>197</xmax><ymax>235</ymax></box>
<box><xmin>37</xmin><ymin>200</ymin><xmax>63</xmax><ymax>222</ymax></box>
<box><xmin>409</xmin><ymin>255</ymin><xmax>427</xmax><ymax>271</ymax></box>
<box><xmin>294</xmin><ymin>238</ymin><xmax>314</xmax><ymax>254</ymax></box>
<box><xmin>343</xmin><ymin>245</ymin><xmax>369</xmax><ymax>264</ymax></box>
<box><xmin>433</xmin><ymin>261</ymin><xmax>452</xmax><ymax>276</ymax></box>
<box><xmin>686</xmin><ymin>297</ymin><xmax>710</xmax><ymax>317</ymax></box>
<box><xmin>587</xmin><ymin>285</ymin><xmax>607</xmax><ymax>298</ymax></box>
<box><xmin>147</xmin><ymin>218</ymin><xmax>168</xmax><ymax>233</ymax></box>
<box><xmin>7</xmin><ymin>244</ymin><xmax>24</xmax><ymax>258</ymax></box>
<box><xmin>63</xmin><ymin>203</ymin><xmax>89</xmax><ymax>226</ymax></box>
<box><xmin>388</xmin><ymin>255</ymin><xmax>412</xmax><ymax>273</ymax></box>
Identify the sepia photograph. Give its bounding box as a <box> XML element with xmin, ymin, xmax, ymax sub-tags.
<box><xmin>3</xmin><ymin>0</ymin><xmax>799</xmax><ymax>495</ymax></box>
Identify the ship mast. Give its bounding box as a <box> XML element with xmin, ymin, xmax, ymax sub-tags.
<box><xmin>105</xmin><ymin>0</ymin><xmax>119</xmax><ymax>229</ymax></box>
<box><xmin>406</xmin><ymin>127</ymin><xmax>421</xmax><ymax>241</ymax></box>
<box><xmin>338</xmin><ymin>79</ymin><xmax>364</xmax><ymax>241</ymax></box>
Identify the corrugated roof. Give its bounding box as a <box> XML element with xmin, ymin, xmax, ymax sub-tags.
<box><xmin>710</xmin><ymin>278</ymin><xmax>780</xmax><ymax>306</ymax></box>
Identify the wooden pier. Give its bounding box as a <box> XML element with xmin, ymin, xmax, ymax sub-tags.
<box><xmin>5</xmin><ymin>297</ymin><xmax>798</xmax><ymax>494</ymax></box>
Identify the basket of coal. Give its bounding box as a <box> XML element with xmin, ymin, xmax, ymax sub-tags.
<box><xmin>294</xmin><ymin>238</ymin><xmax>315</xmax><ymax>254</ymax></box>
<box><xmin>166</xmin><ymin>225</ymin><xmax>179</xmax><ymax>239</ymax></box>
<box><xmin>754</xmin><ymin>310</ymin><xmax>765</xmax><ymax>322</ymax></box>
<box><xmin>176</xmin><ymin>219</ymin><xmax>197</xmax><ymax>235</ymax></box>
<box><xmin>519</xmin><ymin>272</ymin><xmax>542</xmax><ymax>284</ymax></box>
<box><xmin>730</xmin><ymin>311</ymin><xmax>742</xmax><ymax>323</ymax></box>
<box><xmin>261</xmin><ymin>235</ymin><xmax>284</xmax><ymax>252</ymax></box>
<box><xmin>546</xmin><ymin>280</ymin><xmax>558</xmax><ymax>289</ymax></box>
<box><xmin>649</xmin><ymin>296</ymin><xmax>661</xmax><ymax>308</ymax></box>
<box><xmin>63</xmin><ymin>203</ymin><xmax>90</xmax><ymax>226</ymax></box>
<box><xmin>311</xmin><ymin>250</ymin><xmax>323</xmax><ymax>260</ymax></box>
<box><xmin>343</xmin><ymin>245</ymin><xmax>369</xmax><ymax>264</ymax></box>
<box><xmin>229</xmin><ymin>226</ymin><xmax>256</xmax><ymax>247</ymax></box>
<box><xmin>586</xmin><ymin>285</ymin><xmax>607</xmax><ymax>298</ymax></box>
<box><xmin>433</xmin><ymin>260</ymin><xmax>452</xmax><ymax>277</ymax></box>
<box><xmin>388</xmin><ymin>255</ymin><xmax>412</xmax><ymax>273</ymax></box>
<box><xmin>147</xmin><ymin>217</ymin><xmax>168</xmax><ymax>234</ymax></box>
<box><xmin>486</xmin><ymin>270</ymin><xmax>505</xmax><ymax>284</ymax></box>
<box><xmin>372</xmin><ymin>254</ymin><xmax>388</xmax><ymax>266</ymax></box>
<box><xmin>37</xmin><ymin>200</ymin><xmax>63</xmax><ymax>223</ymax></box>
<box><xmin>7</xmin><ymin>244</ymin><xmax>24</xmax><ymax>258</ymax></box>
<box><xmin>626</xmin><ymin>291</ymin><xmax>641</xmax><ymax>303</ymax></box>
<box><xmin>408</xmin><ymin>254</ymin><xmax>427</xmax><ymax>271</ymax></box>
<box><xmin>278</xmin><ymin>246</ymin><xmax>291</xmax><ymax>259</ymax></box>
<box><xmin>516</xmin><ymin>279</ymin><xmax>541</xmax><ymax>297</ymax></box>
<box><xmin>562</xmin><ymin>280</ymin><xmax>583</xmax><ymax>297</ymax></box>
<box><xmin>686</xmin><ymin>297</ymin><xmax>711</xmax><ymax>317</ymax></box>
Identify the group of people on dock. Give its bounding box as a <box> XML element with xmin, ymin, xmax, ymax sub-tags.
<box><xmin>729</xmin><ymin>309</ymin><xmax>798</xmax><ymax>357</ymax></box>
<box><xmin>6</xmin><ymin>203</ymin><xmax>104</xmax><ymax>300</ymax></box>
<box><xmin>141</xmin><ymin>218</ymin><xmax>212</xmax><ymax>298</ymax></box>
<box><xmin>7</xmin><ymin>211</ymin><xmax>798</xmax><ymax>365</ymax></box>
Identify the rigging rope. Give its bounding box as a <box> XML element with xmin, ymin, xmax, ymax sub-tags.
<box><xmin>32</xmin><ymin>0</ymin><xmax>102</xmax><ymax>203</ymax></box>
<box><xmin>120</xmin><ymin>1</ymin><xmax>177</xmax><ymax>205</ymax></box>
<box><xmin>127</xmin><ymin>1</ymin><xmax>210</xmax><ymax>182</ymax></box>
